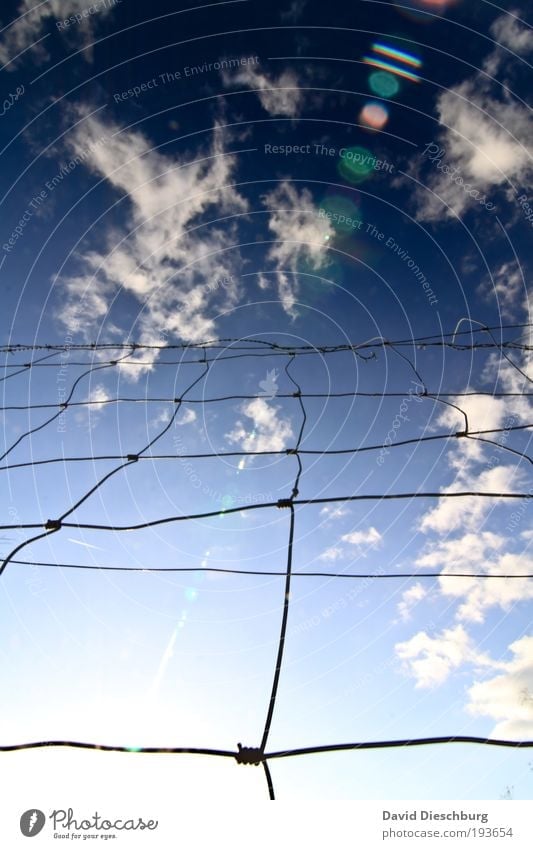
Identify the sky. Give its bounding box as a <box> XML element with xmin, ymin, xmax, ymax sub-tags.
<box><xmin>0</xmin><ymin>0</ymin><xmax>533</xmax><ymax>807</ymax></box>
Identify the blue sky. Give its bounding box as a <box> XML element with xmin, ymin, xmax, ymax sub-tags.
<box><xmin>1</xmin><ymin>0</ymin><xmax>533</xmax><ymax>803</ymax></box>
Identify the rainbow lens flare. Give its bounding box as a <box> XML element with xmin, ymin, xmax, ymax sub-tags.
<box><xmin>363</xmin><ymin>56</ymin><xmax>421</xmax><ymax>82</ymax></box>
<box><xmin>372</xmin><ymin>42</ymin><xmax>422</xmax><ymax>68</ymax></box>
<box><xmin>363</xmin><ymin>42</ymin><xmax>422</xmax><ymax>83</ymax></box>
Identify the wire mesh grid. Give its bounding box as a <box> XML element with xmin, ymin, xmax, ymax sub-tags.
<box><xmin>1</xmin><ymin>324</ymin><xmax>533</xmax><ymax>800</ymax></box>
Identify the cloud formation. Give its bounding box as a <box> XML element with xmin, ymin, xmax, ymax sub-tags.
<box><xmin>261</xmin><ymin>182</ymin><xmax>333</xmax><ymax>315</ymax></box>
<box><xmin>467</xmin><ymin>635</ymin><xmax>533</xmax><ymax>739</ymax></box>
<box><xmin>55</xmin><ymin>111</ymin><xmax>248</xmax><ymax>377</ymax></box>
<box><xmin>396</xmin><ymin>624</ymin><xmax>495</xmax><ymax>689</ymax></box>
<box><xmin>401</xmin><ymin>11</ymin><xmax>533</xmax><ymax>222</ymax></box>
<box><xmin>0</xmin><ymin>0</ymin><xmax>118</xmax><ymax>68</ymax></box>
<box><xmin>221</xmin><ymin>64</ymin><xmax>303</xmax><ymax>117</ymax></box>
<box><xmin>225</xmin><ymin>398</ymin><xmax>294</xmax><ymax>453</ymax></box>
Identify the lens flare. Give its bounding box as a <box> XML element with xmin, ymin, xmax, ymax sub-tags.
<box><xmin>363</xmin><ymin>56</ymin><xmax>421</xmax><ymax>82</ymax></box>
<box><xmin>220</xmin><ymin>493</ymin><xmax>234</xmax><ymax>512</ymax></box>
<box><xmin>360</xmin><ymin>102</ymin><xmax>389</xmax><ymax>130</ymax></box>
<box><xmin>337</xmin><ymin>145</ymin><xmax>376</xmax><ymax>184</ymax></box>
<box><xmin>320</xmin><ymin>194</ymin><xmax>361</xmax><ymax>233</ymax></box>
<box><xmin>368</xmin><ymin>71</ymin><xmax>400</xmax><ymax>98</ymax></box>
<box><xmin>371</xmin><ymin>42</ymin><xmax>422</xmax><ymax>68</ymax></box>
<box><xmin>394</xmin><ymin>0</ymin><xmax>457</xmax><ymax>23</ymax></box>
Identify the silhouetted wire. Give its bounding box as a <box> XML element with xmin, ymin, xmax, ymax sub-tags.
<box><xmin>0</xmin><ymin>359</ymin><xmax>211</xmax><ymax>577</ymax></box>
<box><xmin>2</xmin><ymin>389</ymin><xmax>533</xmax><ymax>414</ymax></box>
<box><xmin>0</xmin><ymin>740</ymin><xmax>236</xmax><ymax>756</ymax></box>
<box><xmin>1</xmin><ymin>321</ymin><xmax>532</xmax><ymax>355</ymax></box>
<box><xmin>257</xmin><ymin>351</ymin><xmax>311</xmax><ymax>797</ymax></box>
<box><xmin>1</xmin><ymin>332</ymin><xmax>532</xmax><ymax>799</ymax></box>
<box><xmin>387</xmin><ymin>340</ymin><xmax>427</xmax><ymax>392</ymax></box>
<box><xmin>0</xmin><ymin>350</ymin><xmax>136</xmax><ymax>463</ymax></box>
<box><xmin>55</xmin><ymin>360</ymin><xmax>211</xmax><ymax>523</ymax></box>
<box><xmin>0</xmin><ymin>350</ymin><xmax>62</xmax><ymax>383</ymax></box>
<box><xmin>262</xmin><ymin>461</ymin><xmax>299</xmax><ymax>740</ymax></box>
<box><xmin>262</xmin><ymin>760</ymin><xmax>275</xmax><ymax>800</ymax></box>
<box><xmin>1</xmin><ymin>492</ymin><xmax>530</xmax><ymax>536</ymax></box>
<box><xmin>0</xmin><ymin>424</ymin><xmax>531</xmax><ymax>474</ymax></box>
<box><xmin>9</xmin><ymin>558</ymin><xmax>533</xmax><ymax>578</ymax></box>
<box><xmin>0</xmin><ymin>344</ymin><xmax>529</xmax><ymax>374</ymax></box>
<box><xmin>429</xmin><ymin>395</ymin><xmax>470</xmax><ymax>434</ymax></box>
<box><xmin>465</xmin><ymin>434</ymin><xmax>533</xmax><ymax>465</ymax></box>
<box><xmin>264</xmin><ymin>736</ymin><xmax>533</xmax><ymax>758</ymax></box>
<box><xmin>1</xmin><ymin>735</ymin><xmax>532</xmax><ymax>757</ymax></box>
<box><xmin>452</xmin><ymin>318</ymin><xmax>532</xmax><ymax>383</ymax></box>
<box><xmin>1</xmin><ymin>335</ymin><xmax>532</xmax><ymax>378</ymax></box>
<box><xmin>259</xmin><ymin>504</ymin><xmax>295</xmax><ymax>797</ymax></box>
<box><xmin>284</xmin><ymin>354</ymin><xmax>307</xmax><ymax>499</ymax></box>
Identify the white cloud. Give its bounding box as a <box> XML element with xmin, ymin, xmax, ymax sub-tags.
<box><xmin>341</xmin><ymin>527</ymin><xmax>383</xmax><ymax>547</ymax></box>
<box><xmin>150</xmin><ymin>407</ymin><xmax>172</xmax><ymax>429</ymax></box>
<box><xmin>490</xmin><ymin>10</ymin><xmax>533</xmax><ymax>56</ymax></box>
<box><xmin>477</xmin><ymin>261</ymin><xmax>526</xmax><ymax>319</ymax></box>
<box><xmin>318</xmin><ymin>546</ymin><xmax>344</xmax><ymax>562</ymax></box>
<box><xmin>221</xmin><ymin>65</ymin><xmax>303</xmax><ymax>117</ymax></box>
<box><xmin>401</xmin><ymin>29</ymin><xmax>533</xmax><ymax>223</ymax></box>
<box><xmin>85</xmin><ymin>382</ymin><xmax>111</xmax><ymax>411</ymax></box>
<box><xmin>73</xmin><ymin>381</ymin><xmax>111</xmax><ymax>431</ymax></box>
<box><xmin>419</xmin><ymin>464</ymin><xmax>520</xmax><ymax>535</ymax></box>
<box><xmin>397</xmin><ymin>583</ymin><xmax>428</xmax><ymax>622</ymax></box>
<box><xmin>0</xmin><ymin>0</ymin><xmax>118</xmax><ymax>68</ymax></box>
<box><xmin>55</xmin><ymin>111</ymin><xmax>248</xmax><ymax>378</ymax></box>
<box><xmin>417</xmin><ymin>531</ymin><xmax>505</xmax><ymax>572</ymax></box>
<box><xmin>417</xmin><ymin>338</ymin><xmax>531</xmax><ymax>535</ymax></box>
<box><xmin>320</xmin><ymin>505</ymin><xmax>349</xmax><ymax>520</ymax></box>
<box><xmin>396</xmin><ymin>625</ymin><xmax>494</xmax><ymax>689</ymax></box>
<box><xmin>454</xmin><ymin>552</ymin><xmax>533</xmax><ymax>623</ymax></box>
<box><xmin>225</xmin><ymin>398</ymin><xmax>293</xmax><ymax>453</ymax></box>
<box><xmin>262</xmin><ymin>182</ymin><xmax>333</xmax><ymax>315</ymax></box>
<box><xmin>318</xmin><ymin>526</ymin><xmax>381</xmax><ymax>562</ymax></box>
<box><xmin>175</xmin><ymin>408</ymin><xmax>197</xmax><ymax>426</ymax></box>
<box><xmin>416</xmin><ymin>532</ymin><xmax>533</xmax><ymax>623</ymax></box>
<box><xmin>467</xmin><ymin>634</ymin><xmax>533</xmax><ymax>739</ymax></box>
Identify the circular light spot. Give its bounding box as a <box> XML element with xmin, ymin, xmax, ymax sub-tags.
<box><xmin>360</xmin><ymin>102</ymin><xmax>389</xmax><ymax>130</ymax></box>
<box><xmin>337</xmin><ymin>146</ymin><xmax>376</xmax><ymax>184</ymax></box>
<box><xmin>394</xmin><ymin>0</ymin><xmax>454</xmax><ymax>22</ymax></box>
<box><xmin>368</xmin><ymin>71</ymin><xmax>400</xmax><ymax>98</ymax></box>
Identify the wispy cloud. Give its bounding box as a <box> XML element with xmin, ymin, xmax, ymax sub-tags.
<box><xmin>484</xmin><ymin>9</ymin><xmax>533</xmax><ymax>75</ymax></box>
<box><xmin>320</xmin><ymin>505</ymin><xmax>350</xmax><ymax>521</ymax></box>
<box><xmin>397</xmin><ymin>583</ymin><xmax>428</xmax><ymax>623</ymax></box>
<box><xmin>221</xmin><ymin>64</ymin><xmax>303</xmax><ymax>117</ymax></box>
<box><xmin>261</xmin><ymin>182</ymin><xmax>333</xmax><ymax>316</ymax></box>
<box><xmin>225</xmin><ymin>397</ymin><xmax>293</xmax><ymax>453</ymax></box>
<box><xmin>0</xmin><ymin>0</ymin><xmax>119</xmax><ymax>69</ymax></box>
<box><xmin>477</xmin><ymin>261</ymin><xmax>526</xmax><ymax>318</ymax></box>
<box><xmin>55</xmin><ymin>111</ymin><xmax>248</xmax><ymax>378</ymax></box>
<box><xmin>399</xmin><ymin>12</ymin><xmax>533</xmax><ymax>222</ymax></box>
<box><xmin>319</xmin><ymin>526</ymin><xmax>382</xmax><ymax>562</ymax></box>
<box><xmin>341</xmin><ymin>527</ymin><xmax>383</xmax><ymax>547</ymax></box>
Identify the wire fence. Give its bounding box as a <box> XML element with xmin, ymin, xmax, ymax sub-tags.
<box><xmin>1</xmin><ymin>324</ymin><xmax>533</xmax><ymax>799</ymax></box>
